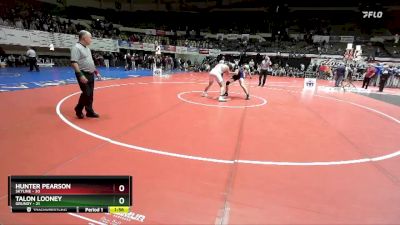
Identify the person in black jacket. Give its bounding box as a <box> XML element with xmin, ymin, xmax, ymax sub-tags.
<box><xmin>334</xmin><ymin>63</ymin><xmax>346</xmax><ymax>87</ymax></box>
<box><xmin>379</xmin><ymin>64</ymin><xmax>392</xmax><ymax>92</ymax></box>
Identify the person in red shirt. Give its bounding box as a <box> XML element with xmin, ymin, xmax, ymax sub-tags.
<box><xmin>318</xmin><ymin>63</ymin><xmax>332</xmax><ymax>79</ymax></box>
<box><xmin>362</xmin><ymin>64</ymin><xmax>376</xmax><ymax>89</ymax></box>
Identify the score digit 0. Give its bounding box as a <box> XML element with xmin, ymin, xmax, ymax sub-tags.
<box><xmin>118</xmin><ymin>185</ymin><xmax>125</xmax><ymax>192</ymax></box>
<box><xmin>119</xmin><ymin>197</ymin><xmax>125</xmax><ymax>205</ymax></box>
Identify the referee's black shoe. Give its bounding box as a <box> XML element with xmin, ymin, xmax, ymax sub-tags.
<box><xmin>74</xmin><ymin>106</ymin><xmax>84</xmax><ymax>119</ymax></box>
<box><xmin>86</xmin><ymin>112</ymin><xmax>100</xmax><ymax>118</ymax></box>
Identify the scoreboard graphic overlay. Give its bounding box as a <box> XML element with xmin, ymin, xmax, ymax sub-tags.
<box><xmin>8</xmin><ymin>176</ymin><xmax>132</xmax><ymax>213</ymax></box>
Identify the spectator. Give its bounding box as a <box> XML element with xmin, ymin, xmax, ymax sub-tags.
<box><xmin>125</xmin><ymin>53</ymin><xmax>132</xmax><ymax>70</ymax></box>
<box><xmin>104</xmin><ymin>52</ymin><xmax>111</xmax><ymax>68</ymax></box>
<box><xmin>3</xmin><ymin>19</ymin><xmax>11</xmax><ymax>26</ymax></box>
<box><xmin>29</xmin><ymin>20</ymin><xmax>37</xmax><ymax>30</ymax></box>
<box><xmin>18</xmin><ymin>54</ymin><xmax>26</xmax><ymax>66</ymax></box>
<box><xmin>334</xmin><ymin>63</ymin><xmax>345</xmax><ymax>87</ymax></box>
<box><xmin>378</xmin><ymin>65</ymin><xmax>390</xmax><ymax>92</ymax></box>
<box><xmin>7</xmin><ymin>55</ymin><xmax>16</xmax><ymax>67</ymax></box>
<box><xmin>15</xmin><ymin>19</ymin><xmax>24</xmax><ymax>29</ymax></box>
<box><xmin>362</xmin><ymin>64</ymin><xmax>376</xmax><ymax>89</ymax></box>
<box><xmin>43</xmin><ymin>22</ymin><xmax>48</xmax><ymax>32</ymax></box>
<box><xmin>26</xmin><ymin>47</ymin><xmax>40</xmax><ymax>72</ymax></box>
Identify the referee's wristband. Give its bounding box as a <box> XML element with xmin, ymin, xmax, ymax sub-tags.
<box><xmin>75</xmin><ymin>71</ymin><xmax>84</xmax><ymax>77</ymax></box>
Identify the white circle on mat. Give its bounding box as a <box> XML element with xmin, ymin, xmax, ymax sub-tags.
<box><xmin>177</xmin><ymin>91</ymin><xmax>267</xmax><ymax>108</ymax></box>
<box><xmin>56</xmin><ymin>82</ymin><xmax>400</xmax><ymax>166</ymax></box>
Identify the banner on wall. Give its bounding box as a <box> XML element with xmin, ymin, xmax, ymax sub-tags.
<box><xmin>289</xmin><ymin>33</ymin><xmax>305</xmax><ymax>40</ymax></box>
<box><xmin>370</xmin><ymin>37</ymin><xmax>385</xmax><ymax>43</ymax></box>
<box><xmin>226</xmin><ymin>34</ymin><xmax>239</xmax><ymax>40</ymax></box>
<box><xmin>209</xmin><ymin>49</ymin><xmax>221</xmax><ymax>56</ymax></box>
<box><xmin>142</xmin><ymin>43</ymin><xmax>155</xmax><ymax>51</ymax></box>
<box><xmin>156</xmin><ymin>30</ymin><xmax>166</xmax><ymax>36</ymax></box>
<box><xmin>118</xmin><ymin>40</ymin><xmax>129</xmax><ymax>48</ymax></box>
<box><xmin>310</xmin><ymin>58</ymin><xmax>368</xmax><ymax>67</ymax></box>
<box><xmin>312</xmin><ymin>35</ymin><xmax>330</xmax><ymax>43</ymax></box>
<box><xmin>199</xmin><ymin>49</ymin><xmax>209</xmax><ymax>55</ymax></box>
<box><xmin>131</xmin><ymin>42</ymin><xmax>143</xmax><ymax>50</ymax></box>
<box><xmin>329</xmin><ymin>36</ymin><xmax>340</xmax><ymax>42</ymax></box>
<box><xmin>164</xmin><ymin>45</ymin><xmax>176</xmax><ymax>52</ymax></box>
<box><xmin>176</xmin><ymin>46</ymin><xmax>187</xmax><ymax>54</ymax></box>
<box><xmin>257</xmin><ymin>33</ymin><xmax>273</xmax><ymax>38</ymax></box>
<box><xmin>165</xmin><ymin>30</ymin><xmax>175</xmax><ymax>36</ymax></box>
<box><xmin>145</xmin><ymin>29</ymin><xmax>156</xmax><ymax>35</ymax></box>
<box><xmin>187</xmin><ymin>47</ymin><xmax>199</xmax><ymax>53</ymax></box>
<box><xmin>339</xmin><ymin>36</ymin><xmax>354</xmax><ymax>43</ymax></box>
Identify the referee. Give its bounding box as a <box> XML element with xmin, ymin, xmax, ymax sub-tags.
<box><xmin>71</xmin><ymin>30</ymin><xmax>102</xmax><ymax>119</ymax></box>
<box><xmin>259</xmin><ymin>56</ymin><xmax>271</xmax><ymax>87</ymax></box>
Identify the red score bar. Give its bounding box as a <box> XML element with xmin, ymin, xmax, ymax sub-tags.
<box><xmin>9</xmin><ymin>176</ymin><xmax>131</xmax><ymax>197</ymax></box>
<box><xmin>34</xmin><ymin>183</ymin><xmax>129</xmax><ymax>194</ymax></box>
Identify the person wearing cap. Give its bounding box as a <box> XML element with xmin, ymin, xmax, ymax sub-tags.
<box><xmin>70</xmin><ymin>30</ymin><xmax>102</xmax><ymax>119</ymax></box>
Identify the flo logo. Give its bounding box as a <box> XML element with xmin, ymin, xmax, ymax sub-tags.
<box><xmin>362</xmin><ymin>11</ymin><xmax>383</xmax><ymax>18</ymax></box>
